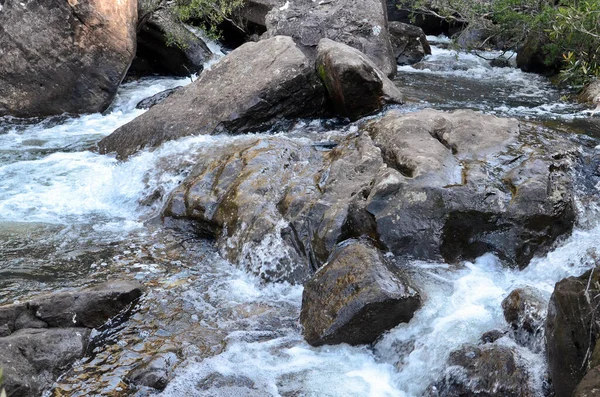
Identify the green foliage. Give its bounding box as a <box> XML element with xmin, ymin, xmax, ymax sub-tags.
<box><xmin>402</xmin><ymin>0</ymin><xmax>600</xmax><ymax>84</ymax></box>
<box><xmin>173</xmin><ymin>0</ymin><xmax>246</xmax><ymax>38</ymax></box>
<box><xmin>0</xmin><ymin>368</ymin><xmax>5</xmax><ymax>397</ymax></box>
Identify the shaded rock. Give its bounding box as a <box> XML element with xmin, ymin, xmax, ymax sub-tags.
<box><xmin>136</xmin><ymin>87</ymin><xmax>183</xmax><ymax>110</ymax></box>
<box><xmin>386</xmin><ymin>0</ymin><xmax>462</xmax><ymax>36</ymax></box>
<box><xmin>425</xmin><ymin>344</ymin><xmax>534</xmax><ymax>397</ymax></box>
<box><xmin>0</xmin><ymin>280</ymin><xmax>144</xmax><ymax>334</ymax></box>
<box><xmin>0</xmin><ymin>328</ymin><xmax>90</xmax><ymax>397</ymax></box>
<box><xmin>480</xmin><ymin>329</ymin><xmax>505</xmax><ymax>344</ymax></box>
<box><xmin>236</xmin><ymin>0</ymin><xmax>281</xmax><ymax>28</ymax></box>
<box><xmin>265</xmin><ymin>0</ymin><xmax>397</xmax><ymax>77</ymax></box>
<box><xmin>130</xmin><ymin>1</ymin><xmax>211</xmax><ymax>77</ymax></box>
<box><xmin>502</xmin><ymin>287</ymin><xmax>546</xmax><ymax>351</ymax></box>
<box><xmin>388</xmin><ymin>21</ymin><xmax>431</xmax><ymax>65</ymax></box>
<box><xmin>127</xmin><ymin>352</ymin><xmax>179</xmax><ymax>391</ymax></box>
<box><xmin>517</xmin><ymin>33</ymin><xmax>560</xmax><ymax>75</ymax></box>
<box><xmin>579</xmin><ymin>80</ymin><xmax>600</xmax><ymax>108</ymax></box>
<box><xmin>546</xmin><ymin>267</ymin><xmax>600</xmax><ymax>397</ymax></box>
<box><xmin>574</xmin><ymin>366</ymin><xmax>600</xmax><ymax>397</ymax></box>
<box><xmin>300</xmin><ymin>240</ymin><xmax>421</xmax><ymax>346</ymax></box>
<box><xmin>490</xmin><ymin>57</ymin><xmax>511</xmax><ymax>68</ymax></box>
<box><xmin>315</xmin><ymin>39</ymin><xmax>404</xmax><ymax>120</ymax></box>
<box><xmin>363</xmin><ymin>108</ymin><xmax>576</xmax><ymax>268</ymax></box>
<box><xmin>163</xmin><ymin>134</ymin><xmax>384</xmax><ymax>283</ymax></box>
<box><xmin>98</xmin><ymin>36</ymin><xmax>326</xmax><ymax>159</ymax></box>
<box><xmin>0</xmin><ymin>0</ymin><xmax>137</xmax><ymax>117</ymax></box>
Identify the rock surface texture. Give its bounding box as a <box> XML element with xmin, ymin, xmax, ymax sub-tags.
<box><xmin>502</xmin><ymin>287</ymin><xmax>546</xmax><ymax>351</ymax></box>
<box><xmin>316</xmin><ymin>39</ymin><xmax>404</xmax><ymax>119</ymax></box>
<box><xmin>0</xmin><ymin>0</ymin><xmax>137</xmax><ymax>117</ymax></box>
<box><xmin>388</xmin><ymin>21</ymin><xmax>431</xmax><ymax>65</ymax></box>
<box><xmin>98</xmin><ymin>36</ymin><xmax>326</xmax><ymax>159</ymax></box>
<box><xmin>425</xmin><ymin>343</ymin><xmax>534</xmax><ymax>397</ymax></box>
<box><xmin>300</xmin><ymin>240</ymin><xmax>421</xmax><ymax>346</ymax></box>
<box><xmin>547</xmin><ymin>267</ymin><xmax>600</xmax><ymax>397</ymax></box>
<box><xmin>264</xmin><ymin>0</ymin><xmax>397</xmax><ymax>77</ymax></box>
<box><xmin>0</xmin><ymin>280</ymin><xmax>143</xmax><ymax>397</ymax></box>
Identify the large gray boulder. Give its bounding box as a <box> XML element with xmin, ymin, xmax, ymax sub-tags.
<box><xmin>98</xmin><ymin>36</ymin><xmax>326</xmax><ymax>159</ymax></box>
<box><xmin>315</xmin><ymin>39</ymin><xmax>404</xmax><ymax>119</ymax></box>
<box><xmin>129</xmin><ymin>1</ymin><xmax>212</xmax><ymax>77</ymax></box>
<box><xmin>363</xmin><ymin>108</ymin><xmax>576</xmax><ymax>268</ymax></box>
<box><xmin>425</xmin><ymin>344</ymin><xmax>534</xmax><ymax>397</ymax></box>
<box><xmin>547</xmin><ymin>267</ymin><xmax>600</xmax><ymax>397</ymax></box>
<box><xmin>264</xmin><ymin>0</ymin><xmax>397</xmax><ymax>77</ymax></box>
<box><xmin>0</xmin><ymin>328</ymin><xmax>91</xmax><ymax>397</ymax></box>
<box><xmin>300</xmin><ymin>240</ymin><xmax>421</xmax><ymax>346</ymax></box>
<box><xmin>0</xmin><ymin>0</ymin><xmax>137</xmax><ymax>117</ymax></box>
<box><xmin>388</xmin><ymin>21</ymin><xmax>431</xmax><ymax>65</ymax></box>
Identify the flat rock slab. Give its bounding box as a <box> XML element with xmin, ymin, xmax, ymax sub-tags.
<box><xmin>300</xmin><ymin>240</ymin><xmax>421</xmax><ymax>346</ymax></box>
<box><xmin>98</xmin><ymin>35</ymin><xmax>326</xmax><ymax>159</ymax></box>
<box><xmin>0</xmin><ymin>0</ymin><xmax>137</xmax><ymax>117</ymax></box>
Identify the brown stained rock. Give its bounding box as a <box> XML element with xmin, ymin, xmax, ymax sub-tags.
<box><xmin>501</xmin><ymin>287</ymin><xmax>546</xmax><ymax>351</ymax></box>
<box><xmin>300</xmin><ymin>240</ymin><xmax>420</xmax><ymax>346</ymax></box>
<box><xmin>0</xmin><ymin>0</ymin><xmax>137</xmax><ymax>117</ymax></box>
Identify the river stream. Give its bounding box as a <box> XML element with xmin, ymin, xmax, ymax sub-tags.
<box><xmin>1</xmin><ymin>38</ymin><xmax>600</xmax><ymax>396</ymax></box>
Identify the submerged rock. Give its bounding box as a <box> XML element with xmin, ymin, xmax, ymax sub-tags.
<box><xmin>0</xmin><ymin>0</ymin><xmax>137</xmax><ymax>117</ymax></box>
<box><xmin>300</xmin><ymin>240</ymin><xmax>421</xmax><ymax>346</ymax></box>
<box><xmin>126</xmin><ymin>352</ymin><xmax>179</xmax><ymax>391</ymax></box>
<box><xmin>130</xmin><ymin>1</ymin><xmax>211</xmax><ymax>77</ymax></box>
<box><xmin>98</xmin><ymin>36</ymin><xmax>326</xmax><ymax>159</ymax></box>
<box><xmin>547</xmin><ymin>267</ymin><xmax>600</xmax><ymax>397</ymax></box>
<box><xmin>0</xmin><ymin>328</ymin><xmax>90</xmax><ymax>397</ymax></box>
<box><xmin>388</xmin><ymin>21</ymin><xmax>431</xmax><ymax>65</ymax></box>
<box><xmin>502</xmin><ymin>287</ymin><xmax>546</xmax><ymax>351</ymax></box>
<box><xmin>315</xmin><ymin>39</ymin><xmax>404</xmax><ymax>120</ymax></box>
<box><xmin>264</xmin><ymin>0</ymin><xmax>397</xmax><ymax>77</ymax></box>
<box><xmin>363</xmin><ymin>108</ymin><xmax>576</xmax><ymax>268</ymax></box>
<box><xmin>425</xmin><ymin>343</ymin><xmax>534</xmax><ymax>397</ymax></box>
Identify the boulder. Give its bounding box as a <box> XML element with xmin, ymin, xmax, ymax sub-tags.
<box><xmin>386</xmin><ymin>0</ymin><xmax>460</xmax><ymax>36</ymax></box>
<box><xmin>98</xmin><ymin>36</ymin><xmax>326</xmax><ymax>159</ymax></box>
<box><xmin>126</xmin><ymin>352</ymin><xmax>179</xmax><ymax>391</ymax></box>
<box><xmin>129</xmin><ymin>1</ymin><xmax>211</xmax><ymax>77</ymax></box>
<box><xmin>579</xmin><ymin>80</ymin><xmax>600</xmax><ymax>108</ymax></box>
<box><xmin>300</xmin><ymin>240</ymin><xmax>421</xmax><ymax>346</ymax></box>
<box><xmin>546</xmin><ymin>267</ymin><xmax>600</xmax><ymax>397</ymax></box>
<box><xmin>315</xmin><ymin>39</ymin><xmax>404</xmax><ymax>120</ymax></box>
<box><xmin>363</xmin><ymin>108</ymin><xmax>576</xmax><ymax>268</ymax></box>
<box><xmin>0</xmin><ymin>280</ymin><xmax>144</xmax><ymax>334</ymax></box>
<box><xmin>136</xmin><ymin>87</ymin><xmax>183</xmax><ymax>110</ymax></box>
<box><xmin>388</xmin><ymin>21</ymin><xmax>431</xmax><ymax>65</ymax></box>
<box><xmin>236</xmin><ymin>0</ymin><xmax>281</xmax><ymax>28</ymax></box>
<box><xmin>425</xmin><ymin>344</ymin><xmax>534</xmax><ymax>397</ymax></box>
<box><xmin>0</xmin><ymin>328</ymin><xmax>90</xmax><ymax>397</ymax></box>
<box><xmin>516</xmin><ymin>33</ymin><xmax>560</xmax><ymax>75</ymax></box>
<box><xmin>502</xmin><ymin>287</ymin><xmax>546</xmax><ymax>351</ymax></box>
<box><xmin>0</xmin><ymin>0</ymin><xmax>137</xmax><ymax>117</ymax></box>
<box><xmin>264</xmin><ymin>0</ymin><xmax>397</xmax><ymax>77</ymax></box>
<box><xmin>574</xmin><ymin>366</ymin><xmax>600</xmax><ymax>397</ymax></box>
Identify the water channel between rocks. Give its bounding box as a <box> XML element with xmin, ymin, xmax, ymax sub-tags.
<box><xmin>1</xmin><ymin>37</ymin><xmax>600</xmax><ymax>396</ymax></box>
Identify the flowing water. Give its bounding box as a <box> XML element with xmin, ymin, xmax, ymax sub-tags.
<box><xmin>1</xmin><ymin>38</ymin><xmax>600</xmax><ymax>396</ymax></box>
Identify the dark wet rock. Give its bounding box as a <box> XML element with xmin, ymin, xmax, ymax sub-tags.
<box><xmin>490</xmin><ymin>57</ymin><xmax>511</xmax><ymax>68</ymax></box>
<box><xmin>130</xmin><ymin>1</ymin><xmax>211</xmax><ymax>77</ymax></box>
<box><xmin>388</xmin><ymin>22</ymin><xmax>431</xmax><ymax>65</ymax></box>
<box><xmin>480</xmin><ymin>329</ymin><xmax>506</xmax><ymax>344</ymax></box>
<box><xmin>236</xmin><ymin>0</ymin><xmax>281</xmax><ymax>28</ymax></box>
<box><xmin>386</xmin><ymin>0</ymin><xmax>462</xmax><ymax>36</ymax></box>
<box><xmin>579</xmin><ymin>80</ymin><xmax>600</xmax><ymax>108</ymax></box>
<box><xmin>425</xmin><ymin>343</ymin><xmax>534</xmax><ymax>397</ymax></box>
<box><xmin>300</xmin><ymin>240</ymin><xmax>420</xmax><ymax>346</ymax></box>
<box><xmin>196</xmin><ymin>373</ymin><xmax>263</xmax><ymax>396</ymax></box>
<box><xmin>315</xmin><ymin>39</ymin><xmax>404</xmax><ymax>120</ymax></box>
<box><xmin>0</xmin><ymin>0</ymin><xmax>137</xmax><ymax>117</ymax></box>
<box><xmin>502</xmin><ymin>287</ymin><xmax>546</xmax><ymax>351</ymax></box>
<box><xmin>136</xmin><ymin>87</ymin><xmax>183</xmax><ymax>110</ymax></box>
<box><xmin>98</xmin><ymin>36</ymin><xmax>326</xmax><ymax>159</ymax></box>
<box><xmin>0</xmin><ymin>328</ymin><xmax>90</xmax><ymax>397</ymax></box>
<box><xmin>574</xmin><ymin>366</ymin><xmax>600</xmax><ymax>397</ymax></box>
<box><xmin>127</xmin><ymin>352</ymin><xmax>179</xmax><ymax>391</ymax></box>
<box><xmin>264</xmin><ymin>0</ymin><xmax>397</xmax><ymax>77</ymax></box>
<box><xmin>546</xmin><ymin>267</ymin><xmax>600</xmax><ymax>397</ymax></box>
<box><xmin>517</xmin><ymin>33</ymin><xmax>560</xmax><ymax>75</ymax></box>
<box><xmin>0</xmin><ymin>280</ymin><xmax>144</xmax><ymax>334</ymax></box>
<box><xmin>363</xmin><ymin>108</ymin><xmax>576</xmax><ymax>268</ymax></box>
<box><xmin>163</xmin><ymin>134</ymin><xmax>384</xmax><ymax>283</ymax></box>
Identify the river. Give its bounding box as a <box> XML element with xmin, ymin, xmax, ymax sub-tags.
<box><xmin>1</xmin><ymin>37</ymin><xmax>600</xmax><ymax>396</ymax></box>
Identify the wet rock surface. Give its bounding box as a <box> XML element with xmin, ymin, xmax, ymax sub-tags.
<box><xmin>98</xmin><ymin>36</ymin><xmax>326</xmax><ymax>159</ymax></box>
<box><xmin>136</xmin><ymin>87</ymin><xmax>183</xmax><ymax>109</ymax></box>
<box><xmin>547</xmin><ymin>267</ymin><xmax>600</xmax><ymax>397</ymax></box>
<box><xmin>300</xmin><ymin>240</ymin><xmax>421</xmax><ymax>346</ymax></box>
<box><xmin>425</xmin><ymin>343</ymin><xmax>534</xmax><ymax>397</ymax></box>
<box><xmin>315</xmin><ymin>39</ymin><xmax>404</xmax><ymax>119</ymax></box>
<box><xmin>126</xmin><ymin>352</ymin><xmax>179</xmax><ymax>391</ymax></box>
<box><xmin>0</xmin><ymin>0</ymin><xmax>137</xmax><ymax>117</ymax></box>
<box><xmin>574</xmin><ymin>366</ymin><xmax>600</xmax><ymax>397</ymax></box>
<box><xmin>502</xmin><ymin>287</ymin><xmax>546</xmax><ymax>351</ymax></box>
<box><xmin>264</xmin><ymin>0</ymin><xmax>397</xmax><ymax>76</ymax></box>
<box><xmin>388</xmin><ymin>21</ymin><xmax>431</xmax><ymax>65</ymax></box>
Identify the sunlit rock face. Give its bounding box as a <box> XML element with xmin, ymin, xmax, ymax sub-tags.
<box><xmin>0</xmin><ymin>0</ymin><xmax>137</xmax><ymax>117</ymax></box>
